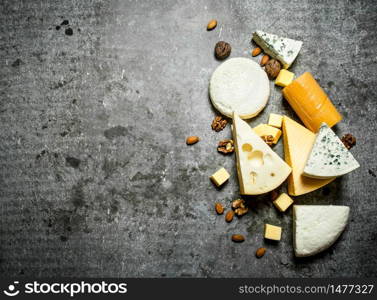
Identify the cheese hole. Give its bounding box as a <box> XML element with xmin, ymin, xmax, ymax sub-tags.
<box><xmin>250</xmin><ymin>171</ymin><xmax>257</xmax><ymax>184</ymax></box>
<box><xmin>264</xmin><ymin>153</ymin><xmax>273</xmax><ymax>165</ymax></box>
<box><xmin>247</xmin><ymin>150</ymin><xmax>264</xmax><ymax>168</ymax></box>
<box><xmin>242</xmin><ymin>143</ymin><xmax>253</xmax><ymax>152</ymax></box>
<box><xmin>270</xmin><ymin>173</ymin><xmax>275</xmax><ymax>177</ymax></box>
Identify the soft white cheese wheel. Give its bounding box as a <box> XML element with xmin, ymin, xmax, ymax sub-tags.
<box><xmin>293</xmin><ymin>205</ymin><xmax>350</xmax><ymax>257</ymax></box>
<box><xmin>209</xmin><ymin>57</ymin><xmax>269</xmax><ymax>119</ymax></box>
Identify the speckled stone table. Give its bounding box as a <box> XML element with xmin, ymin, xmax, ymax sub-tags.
<box><xmin>0</xmin><ymin>0</ymin><xmax>376</xmax><ymax>277</ymax></box>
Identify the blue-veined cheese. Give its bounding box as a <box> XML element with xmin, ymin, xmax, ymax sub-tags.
<box><xmin>293</xmin><ymin>205</ymin><xmax>350</xmax><ymax>257</ymax></box>
<box><xmin>252</xmin><ymin>31</ymin><xmax>303</xmax><ymax>69</ymax></box>
<box><xmin>303</xmin><ymin>123</ymin><xmax>360</xmax><ymax>179</ymax></box>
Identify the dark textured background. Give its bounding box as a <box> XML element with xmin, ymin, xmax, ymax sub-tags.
<box><xmin>0</xmin><ymin>0</ymin><xmax>376</xmax><ymax>277</ymax></box>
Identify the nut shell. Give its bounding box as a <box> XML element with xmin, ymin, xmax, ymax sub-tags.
<box><xmin>186</xmin><ymin>136</ymin><xmax>199</xmax><ymax>145</ymax></box>
<box><xmin>260</xmin><ymin>54</ymin><xmax>270</xmax><ymax>66</ymax></box>
<box><xmin>225</xmin><ymin>210</ymin><xmax>234</xmax><ymax>222</ymax></box>
<box><xmin>256</xmin><ymin>247</ymin><xmax>266</xmax><ymax>258</ymax></box>
<box><xmin>215</xmin><ymin>203</ymin><xmax>224</xmax><ymax>215</ymax></box>
<box><xmin>265</xmin><ymin>59</ymin><xmax>281</xmax><ymax>79</ymax></box>
<box><xmin>231</xmin><ymin>234</ymin><xmax>245</xmax><ymax>242</ymax></box>
<box><xmin>215</xmin><ymin>41</ymin><xmax>231</xmax><ymax>60</ymax></box>
<box><xmin>207</xmin><ymin>19</ymin><xmax>217</xmax><ymax>31</ymax></box>
<box><xmin>251</xmin><ymin>47</ymin><xmax>262</xmax><ymax>57</ymax></box>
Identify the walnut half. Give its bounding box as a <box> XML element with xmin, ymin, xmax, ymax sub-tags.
<box><xmin>231</xmin><ymin>199</ymin><xmax>248</xmax><ymax>216</ymax></box>
<box><xmin>341</xmin><ymin>133</ymin><xmax>356</xmax><ymax>150</ymax></box>
<box><xmin>217</xmin><ymin>139</ymin><xmax>234</xmax><ymax>154</ymax></box>
<box><xmin>261</xmin><ymin>135</ymin><xmax>274</xmax><ymax>146</ymax></box>
<box><xmin>211</xmin><ymin>115</ymin><xmax>228</xmax><ymax>132</ymax></box>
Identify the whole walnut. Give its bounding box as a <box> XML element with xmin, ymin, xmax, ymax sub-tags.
<box><xmin>214</xmin><ymin>41</ymin><xmax>231</xmax><ymax>60</ymax></box>
<box><xmin>264</xmin><ymin>59</ymin><xmax>281</xmax><ymax>79</ymax></box>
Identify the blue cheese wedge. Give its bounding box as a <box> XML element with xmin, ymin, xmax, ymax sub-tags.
<box><xmin>303</xmin><ymin>123</ymin><xmax>360</xmax><ymax>179</ymax></box>
<box><xmin>252</xmin><ymin>31</ymin><xmax>303</xmax><ymax>69</ymax></box>
<box><xmin>293</xmin><ymin>205</ymin><xmax>349</xmax><ymax>257</ymax></box>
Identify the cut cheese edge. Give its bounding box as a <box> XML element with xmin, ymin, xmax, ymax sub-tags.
<box><xmin>293</xmin><ymin>205</ymin><xmax>350</xmax><ymax>257</ymax></box>
<box><xmin>232</xmin><ymin>112</ymin><xmax>291</xmax><ymax>195</ymax></box>
<box><xmin>252</xmin><ymin>31</ymin><xmax>302</xmax><ymax>69</ymax></box>
<box><xmin>209</xmin><ymin>57</ymin><xmax>270</xmax><ymax>119</ymax></box>
<box><xmin>282</xmin><ymin>116</ymin><xmax>334</xmax><ymax>196</ymax></box>
<box><xmin>304</xmin><ymin>123</ymin><xmax>360</xmax><ymax>179</ymax></box>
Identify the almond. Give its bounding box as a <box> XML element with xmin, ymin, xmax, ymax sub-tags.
<box><xmin>260</xmin><ymin>54</ymin><xmax>270</xmax><ymax>66</ymax></box>
<box><xmin>186</xmin><ymin>136</ymin><xmax>199</xmax><ymax>145</ymax></box>
<box><xmin>256</xmin><ymin>247</ymin><xmax>266</xmax><ymax>258</ymax></box>
<box><xmin>251</xmin><ymin>47</ymin><xmax>262</xmax><ymax>57</ymax></box>
<box><xmin>207</xmin><ymin>19</ymin><xmax>217</xmax><ymax>31</ymax></box>
<box><xmin>215</xmin><ymin>203</ymin><xmax>224</xmax><ymax>215</ymax></box>
<box><xmin>231</xmin><ymin>234</ymin><xmax>245</xmax><ymax>242</ymax></box>
<box><xmin>225</xmin><ymin>210</ymin><xmax>234</xmax><ymax>222</ymax></box>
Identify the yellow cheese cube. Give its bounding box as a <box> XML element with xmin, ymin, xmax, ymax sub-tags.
<box><xmin>210</xmin><ymin>167</ymin><xmax>230</xmax><ymax>187</ymax></box>
<box><xmin>268</xmin><ymin>113</ymin><xmax>283</xmax><ymax>128</ymax></box>
<box><xmin>275</xmin><ymin>69</ymin><xmax>295</xmax><ymax>87</ymax></box>
<box><xmin>264</xmin><ymin>224</ymin><xmax>282</xmax><ymax>241</ymax></box>
<box><xmin>273</xmin><ymin>193</ymin><xmax>294</xmax><ymax>212</ymax></box>
<box><xmin>253</xmin><ymin>124</ymin><xmax>282</xmax><ymax>144</ymax></box>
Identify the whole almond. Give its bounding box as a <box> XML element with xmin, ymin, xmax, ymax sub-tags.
<box><xmin>251</xmin><ymin>47</ymin><xmax>262</xmax><ymax>57</ymax></box>
<box><xmin>215</xmin><ymin>203</ymin><xmax>224</xmax><ymax>215</ymax></box>
<box><xmin>256</xmin><ymin>247</ymin><xmax>266</xmax><ymax>258</ymax></box>
<box><xmin>225</xmin><ymin>210</ymin><xmax>234</xmax><ymax>222</ymax></box>
<box><xmin>231</xmin><ymin>234</ymin><xmax>245</xmax><ymax>242</ymax></box>
<box><xmin>260</xmin><ymin>54</ymin><xmax>270</xmax><ymax>66</ymax></box>
<box><xmin>186</xmin><ymin>136</ymin><xmax>199</xmax><ymax>145</ymax></box>
<box><xmin>207</xmin><ymin>19</ymin><xmax>217</xmax><ymax>31</ymax></box>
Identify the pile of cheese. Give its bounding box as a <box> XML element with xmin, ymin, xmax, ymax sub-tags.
<box><xmin>209</xmin><ymin>31</ymin><xmax>359</xmax><ymax>257</ymax></box>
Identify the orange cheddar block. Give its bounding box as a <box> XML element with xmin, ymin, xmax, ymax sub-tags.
<box><xmin>282</xmin><ymin>72</ymin><xmax>342</xmax><ymax>132</ymax></box>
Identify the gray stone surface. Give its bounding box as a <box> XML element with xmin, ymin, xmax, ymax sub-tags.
<box><xmin>0</xmin><ymin>0</ymin><xmax>376</xmax><ymax>277</ymax></box>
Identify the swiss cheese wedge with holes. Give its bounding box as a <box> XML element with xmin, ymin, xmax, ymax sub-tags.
<box><xmin>282</xmin><ymin>116</ymin><xmax>335</xmax><ymax>196</ymax></box>
<box><xmin>232</xmin><ymin>112</ymin><xmax>291</xmax><ymax>195</ymax></box>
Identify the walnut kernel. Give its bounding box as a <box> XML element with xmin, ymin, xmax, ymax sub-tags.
<box><xmin>261</xmin><ymin>135</ymin><xmax>274</xmax><ymax>146</ymax></box>
<box><xmin>217</xmin><ymin>139</ymin><xmax>234</xmax><ymax>154</ymax></box>
<box><xmin>211</xmin><ymin>115</ymin><xmax>228</xmax><ymax>132</ymax></box>
<box><xmin>231</xmin><ymin>199</ymin><xmax>248</xmax><ymax>216</ymax></box>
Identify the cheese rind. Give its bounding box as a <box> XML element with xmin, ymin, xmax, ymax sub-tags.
<box><xmin>209</xmin><ymin>57</ymin><xmax>270</xmax><ymax>119</ymax></box>
<box><xmin>210</xmin><ymin>167</ymin><xmax>230</xmax><ymax>187</ymax></box>
<box><xmin>253</xmin><ymin>124</ymin><xmax>282</xmax><ymax>144</ymax></box>
<box><xmin>268</xmin><ymin>113</ymin><xmax>283</xmax><ymax>128</ymax></box>
<box><xmin>264</xmin><ymin>224</ymin><xmax>282</xmax><ymax>241</ymax></box>
<box><xmin>282</xmin><ymin>116</ymin><xmax>334</xmax><ymax>196</ymax></box>
<box><xmin>252</xmin><ymin>31</ymin><xmax>303</xmax><ymax>69</ymax></box>
<box><xmin>273</xmin><ymin>193</ymin><xmax>294</xmax><ymax>212</ymax></box>
<box><xmin>304</xmin><ymin>123</ymin><xmax>360</xmax><ymax>179</ymax></box>
<box><xmin>232</xmin><ymin>113</ymin><xmax>291</xmax><ymax>195</ymax></box>
<box><xmin>293</xmin><ymin>205</ymin><xmax>350</xmax><ymax>257</ymax></box>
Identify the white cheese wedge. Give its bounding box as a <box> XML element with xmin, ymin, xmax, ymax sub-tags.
<box><xmin>293</xmin><ymin>205</ymin><xmax>350</xmax><ymax>257</ymax></box>
<box><xmin>304</xmin><ymin>123</ymin><xmax>360</xmax><ymax>179</ymax></box>
<box><xmin>252</xmin><ymin>31</ymin><xmax>303</xmax><ymax>69</ymax></box>
<box><xmin>209</xmin><ymin>57</ymin><xmax>269</xmax><ymax>119</ymax></box>
<box><xmin>232</xmin><ymin>113</ymin><xmax>291</xmax><ymax>195</ymax></box>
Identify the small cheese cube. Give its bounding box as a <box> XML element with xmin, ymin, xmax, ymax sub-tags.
<box><xmin>268</xmin><ymin>113</ymin><xmax>283</xmax><ymax>128</ymax></box>
<box><xmin>275</xmin><ymin>69</ymin><xmax>295</xmax><ymax>87</ymax></box>
<box><xmin>264</xmin><ymin>224</ymin><xmax>282</xmax><ymax>241</ymax></box>
<box><xmin>273</xmin><ymin>193</ymin><xmax>294</xmax><ymax>212</ymax></box>
<box><xmin>210</xmin><ymin>167</ymin><xmax>230</xmax><ymax>187</ymax></box>
<box><xmin>253</xmin><ymin>124</ymin><xmax>282</xmax><ymax>144</ymax></box>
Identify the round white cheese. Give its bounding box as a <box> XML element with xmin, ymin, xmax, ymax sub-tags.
<box><xmin>293</xmin><ymin>205</ymin><xmax>350</xmax><ymax>257</ymax></box>
<box><xmin>209</xmin><ymin>57</ymin><xmax>269</xmax><ymax>119</ymax></box>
